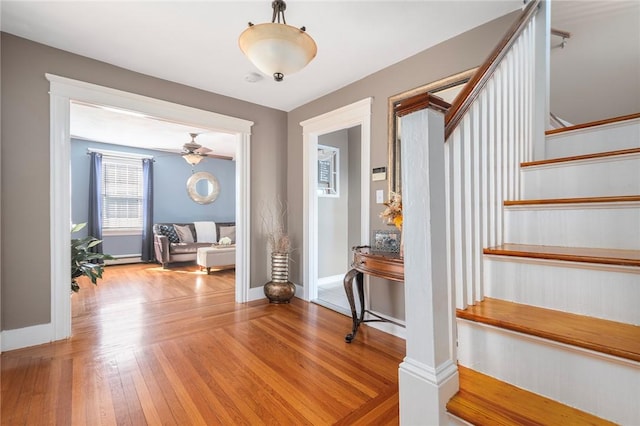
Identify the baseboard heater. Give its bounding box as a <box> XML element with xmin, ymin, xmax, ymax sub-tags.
<box><xmin>105</xmin><ymin>254</ymin><xmax>142</xmax><ymax>266</ymax></box>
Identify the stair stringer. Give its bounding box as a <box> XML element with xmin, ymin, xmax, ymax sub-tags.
<box><xmin>457</xmin><ymin>319</ymin><xmax>640</xmax><ymax>425</ymax></box>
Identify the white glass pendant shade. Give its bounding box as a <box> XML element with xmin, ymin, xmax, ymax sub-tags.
<box><xmin>183</xmin><ymin>153</ymin><xmax>204</xmax><ymax>166</ymax></box>
<box><xmin>239</xmin><ymin>23</ymin><xmax>317</xmax><ymax>80</ymax></box>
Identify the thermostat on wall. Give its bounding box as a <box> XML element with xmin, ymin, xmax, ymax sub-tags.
<box><xmin>372</xmin><ymin>167</ymin><xmax>387</xmax><ymax>181</ymax></box>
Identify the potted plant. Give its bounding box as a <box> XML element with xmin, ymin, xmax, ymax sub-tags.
<box><xmin>71</xmin><ymin>223</ymin><xmax>113</xmax><ymax>292</ymax></box>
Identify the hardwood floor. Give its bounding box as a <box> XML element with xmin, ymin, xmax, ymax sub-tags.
<box><xmin>1</xmin><ymin>263</ymin><xmax>405</xmax><ymax>425</ymax></box>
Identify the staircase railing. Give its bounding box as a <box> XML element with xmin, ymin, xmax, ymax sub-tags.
<box><xmin>396</xmin><ymin>2</ymin><xmax>548</xmax><ymax>421</ymax></box>
<box><xmin>444</xmin><ymin>0</ymin><xmax>543</xmax><ymax>309</ymax></box>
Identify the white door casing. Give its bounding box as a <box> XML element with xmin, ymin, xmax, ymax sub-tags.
<box><xmin>300</xmin><ymin>98</ymin><xmax>372</xmax><ymax>302</ymax></box>
<box><xmin>48</xmin><ymin>74</ymin><xmax>253</xmax><ymax>341</ymax></box>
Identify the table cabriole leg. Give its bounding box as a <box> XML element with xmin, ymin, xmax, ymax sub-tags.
<box><xmin>343</xmin><ymin>268</ymin><xmax>363</xmax><ymax>343</ymax></box>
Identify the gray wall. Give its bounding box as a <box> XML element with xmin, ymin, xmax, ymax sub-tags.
<box><xmin>1</xmin><ymin>33</ymin><xmax>287</xmax><ymax>331</ymax></box>
<box><xmin>550</xmin><ymin>2</ymin><xmax>640</xmax><ymax>124</ymax></box>
<box><xmin>0</xmin><ymin>8</ymin><xmax>3</xmax><ymax>338</ymax></box>
<box><xmin>347</xmin><ymin>126</ymin><xmax>362</xmax><ymax>261</ymax></box>
<box><xmin>287</xmin><ymin>12</ymin><xmax>519</xmax><ymax>320</ymax></box>
<box><xmin>317</xmin><ymin>126</ymin><xmax>362</xmax><ymax>279</ymax></box>
<box><xmin>71</xmin><ymin>138</ymin><xmax>236</xmax><ymax>256</ymax></box>
<box><xmin>317</xmin><ymin>130</ymin><xmax>349</xmax><ymax>278</ymax></box>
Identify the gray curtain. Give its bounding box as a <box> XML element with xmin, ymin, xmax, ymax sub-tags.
<box><xmin>88</xmin><ymin>152</ymin><xmax>103</xmax><ymax>255</ymax></box>
<box><xmin>141</xmin><ymin>158</ymin><xmax>154</xmax><ymax>262</ymax></box>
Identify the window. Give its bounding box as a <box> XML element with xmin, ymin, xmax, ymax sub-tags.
<box><xmin>101</xmin><ymin>156</ymin><xmax>143</xmax><ymax>232</ymax></box>
<box><xmin>317</xmin><ymin>145</ymin><xmax>339</xmax><ymax>197</ymax></box>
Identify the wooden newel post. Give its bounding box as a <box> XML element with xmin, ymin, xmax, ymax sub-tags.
<box><xmin>396</xmin><ymin>94</ymin><xmax>459</xmax><ymax>425</ymax></box>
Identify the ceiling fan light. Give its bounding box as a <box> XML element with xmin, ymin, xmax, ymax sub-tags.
<box><xmin>183</xmin><ymin>153</ymin><xmax>205</xmax><ymax>166</ymax></box>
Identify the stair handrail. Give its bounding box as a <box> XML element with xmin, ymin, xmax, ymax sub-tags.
<box><xmin>444</xmin><ymin>0</ymin><xmax>541</xmax><ymax>140</ymax></box>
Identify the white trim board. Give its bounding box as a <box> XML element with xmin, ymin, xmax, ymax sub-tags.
<box><xmin>1</xmin><ymin>323</ymin><xmax>54</xmax><ymax>352</ymax></box>
<box><xmin>366</xmin><ymin>310</ymin><xmax>407</xmax><ymax>340</ymax></box>
<box><xmin>46</xmin><ymin>74</ymin><xmax>253</xmax><ymax>346</ymax></box>
<box><xmin>317</xmin><ymin>274</ymin><xmax>345</xmax><ymax>286</ymax></box>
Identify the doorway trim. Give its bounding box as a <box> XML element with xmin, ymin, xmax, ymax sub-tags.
<box><xmin>47</xmin><ymin>74</ymin><xmax>253</xmax><ymax>341</ymax></box>
<box><xmin>301</xmin><ymin>98</ymin><xmax>372</xmax><ymax>302</ymax></box>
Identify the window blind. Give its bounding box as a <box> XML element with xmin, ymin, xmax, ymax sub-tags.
<box><xmin>101</xmin><ymin>156</ymin><xmax>143</xmax><ymax>230</ymax></box>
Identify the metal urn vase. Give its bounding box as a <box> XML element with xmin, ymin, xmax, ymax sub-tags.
<box><xmin>264</xmin><ymin>252</ymin><xmax>295</xmax><ymax>303</ymax></box>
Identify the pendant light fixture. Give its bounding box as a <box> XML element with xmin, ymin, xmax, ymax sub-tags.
<box><xmin>238</xmin><ymin>0</ymin><xmax>317</xmax><ymax>82</ymax></box>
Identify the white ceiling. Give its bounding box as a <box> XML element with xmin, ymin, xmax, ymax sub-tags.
<box><xmin>70</xmin><ymin>101</ymin><xmax>239</xmax><ymax>158</ymax></box>
<box><xmin>2</xmin><ymin>1</ymin><xmax>524</xmax><ymax>112</ymax></box>
<box><xmin>2</xmin><ymin>1</ymin><xmax>526</xmax><ymax>155</ymax></box>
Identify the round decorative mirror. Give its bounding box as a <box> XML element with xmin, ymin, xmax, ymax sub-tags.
<box><xmin>186</xmin><ymin>171</ymin><xmax>220</xmax><ymax>204</ymax></box>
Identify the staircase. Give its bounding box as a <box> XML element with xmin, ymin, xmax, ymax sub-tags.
<box><xmin>448</xmin><ymin>115</ymin><xmax>640</xmax><ymax>425</ymax></box>
<box><xmin>395</xmin><ymin>2</ymin><xmax>640</xmax><ymax>422</ymax></box>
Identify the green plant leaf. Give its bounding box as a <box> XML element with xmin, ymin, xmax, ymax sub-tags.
<box><xmin>71</xmin><ymin>222</ymin><xmax>87</xmax><ymax>233</ymax></box>
<box><xmin>70</xmin><ymin>222</ymin><xmax>112</xmax><ymax>291</ymax></box>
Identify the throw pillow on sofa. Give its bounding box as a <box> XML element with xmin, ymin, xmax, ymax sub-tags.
<box><xmin>194</xmin><ymin>221</ymin><xmax>217</xmax><ymax>243</ymax></box>
<box><xmin>219</xmin><ymin>225</ymin><xmax>236</xmax><ymax>244</ymax></box>
<box><xmin>159</xmin><ymin>225</ymin><xmax>180</xmax><ymax>243</ymax></box>
<box><xmin>174</xmin><ymin>224</ymin><xmax>195</xmax><ymax>243</ymax></box>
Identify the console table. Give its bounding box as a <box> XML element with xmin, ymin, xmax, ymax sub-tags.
<box><xmin>343</xmin><ymin>246</ymin><xmax>404</xmax><ymax>342</ymax></box>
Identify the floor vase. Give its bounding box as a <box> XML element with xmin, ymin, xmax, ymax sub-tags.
<box><xmin>264</xmin><ymin>252</ymin><xmax>295</xmax><ymax>303</ymax></box>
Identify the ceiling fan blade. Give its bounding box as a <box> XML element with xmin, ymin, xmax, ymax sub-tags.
<box><xmin>195</xmin><ymin>146</ymin><xmax>212</xmax><ymax>154</ymax></box>
<box><xmin>204</xmin><ymin>152</ymin><xmax>235</xmax><ymax>161</ymax></box>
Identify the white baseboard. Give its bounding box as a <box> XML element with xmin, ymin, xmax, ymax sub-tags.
<box><xmin>366</xmin><ymin>310</ymin><xmax>406</xmax><ymax>340</ymax></box>
<box><xmin>248</xmin><ymin>286</ymin><xmax>265</xmax><ymax>301</ymax></box>
<box><xmin>294</xmin><ymin>283</ymin><xmax>303</xmax><ymax>298</ymax></box>
<box><xmin>105</xmin><ymin>255</ymin><xmax>142</xmax><ymax>266</ymax></box>
<box><xmin>1</xmin><ymin>322</ymin><xmax>54</xmax><ymax>352</ymax></box>
<box><xmin>318</xmin><ymin>274</ymin><xmax>344</xmax><ymax>286</ymax></box>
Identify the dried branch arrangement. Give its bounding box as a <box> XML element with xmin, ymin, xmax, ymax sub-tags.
<box><xmin>261</xmin><ymin>198</ymin><xmax>291</xmax><ymax>254</ymax></box>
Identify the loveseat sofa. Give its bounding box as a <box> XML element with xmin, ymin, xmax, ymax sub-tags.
<box><xmin>153</xmin><ymin>221</ymin><xmax>235</xmax><ymax>268</ymax></box>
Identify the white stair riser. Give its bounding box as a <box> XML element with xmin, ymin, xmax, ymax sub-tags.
<box><xmin>546</xmin><ymin>119</ymin><xmax>640</xmax><ymax>158</ymax></box>
<box><xmin>504</xmin><ymin>203</ymin><xmax>640</xmax><ymax>250</ymax></box>
<box><xmin>522</xmin><ymin>154</ymin><xmax>640</xmax><ymax>199</ymax></box>
<box><xmin>484</xmin><ymin>256</ymin><xmax>640</xmax><ymax>325</ymax></box>
<box><xmin>457</xmin><ymin>320</ymin><xmax>640</xmax><ymax>425</ymax></box>
<box><xmin>447</xmin><ymin>413</ymin><xmax>474</xmax><ymax>426</ymax></box>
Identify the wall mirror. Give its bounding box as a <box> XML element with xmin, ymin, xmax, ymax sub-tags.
<box><xmin>187</xmin><ymin>171</ymin><xmax>220</xmax><ymax>204</ymax></box>
<box><xmin>387</xmin><ymin>67</ymin><xmax>478</xmax><ymax>195</ymax></box>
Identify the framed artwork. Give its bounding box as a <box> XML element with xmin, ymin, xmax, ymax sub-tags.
<box><xmin>372</xmin><ymin>229</ymin><xmax>401</xmax><ymax>253</ymax></box>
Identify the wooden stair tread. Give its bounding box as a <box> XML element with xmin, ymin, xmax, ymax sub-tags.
<box><xmin>504</xmin><ymin>195</ymin><xmax>640</xmax><ymax>206</ymax></box>
<box><xmin>484</xmin><ymin>244</ymin><xmax>640</xmax><ymax>267</ymax></box>
<box><xmin>521</xmin><ymin>147</ymin><xmax>640</xmax><ymax>168</ymax></box>
<box><xmin>447</xmin><ymin>366</ymin><xmax>616</xmax><ymax>426</ymax></box>
<box><xmin>545</xmin><ymin>112</ymin><xmax>640</xmax><ymax>135</ymax></box>
<box><xmin>457</xmin><ymin>298</ymin><xmax>640</xmax><ymax>362</ymax></box>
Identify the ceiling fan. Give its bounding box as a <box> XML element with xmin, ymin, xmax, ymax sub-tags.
<box><xmin>177</xmin><ymin>132</ymin><xmax>235</xmax><ymax>165</ymax></box>
<box><xmin>181</xmin><ymin>133</ymin><xmax>210</xmax><ymax>165</ymax></box>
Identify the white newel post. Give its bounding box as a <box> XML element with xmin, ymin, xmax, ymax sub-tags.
<box><xmin>398</xmin><ymin>101</ymin><xmax>458</xmax><ymax>425</ymax></box>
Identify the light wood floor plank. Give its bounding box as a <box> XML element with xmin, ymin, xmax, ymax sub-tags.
<box><xmin>1</xmin><ymin>263</ymin><xmax>405</xmax><ymax>424</ymax></box>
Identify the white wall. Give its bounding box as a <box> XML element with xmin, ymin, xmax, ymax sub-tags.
<box><xmin>550</xmin><ymin>1</ymin><xmax>640</xmax><ymax>124</ymax></box>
